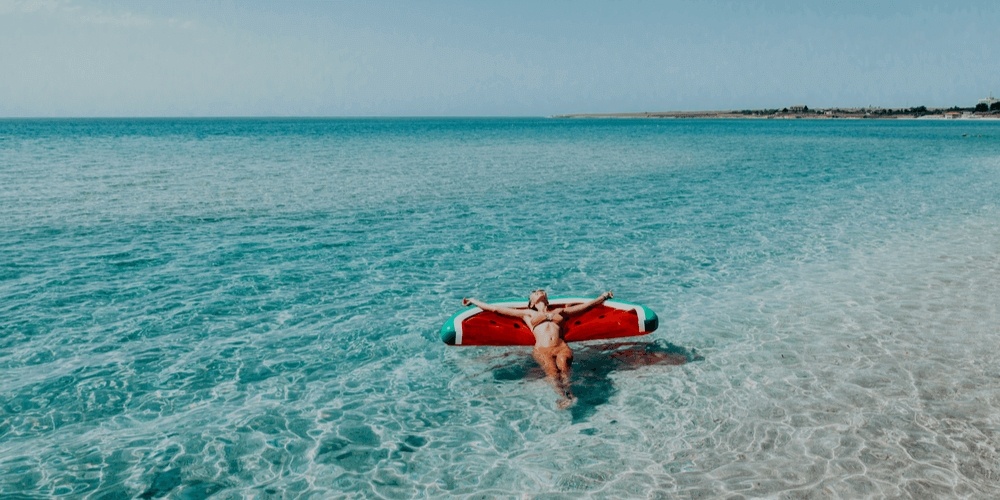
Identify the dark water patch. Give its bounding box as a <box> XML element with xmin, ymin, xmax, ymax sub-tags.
<box><xmin>93</xmin><ymin>487</ymin><xmax>133</xmax><ymax>499</ymax></box>
<box><xmin>241</xmin><ymin>413</ymin><xmax>289</xmax><ymax>435</ymax></box>
<box><xmin>330</xmin><ymin>448</ymin><xmax>390</xmax><ymax>472</ymax></box>
<box><xmin>139</xmin><ymin>468</ymin><xmax>183</xmax><ymax>499</ymax></box>
<box><xmin>341</xmin><ymin>424</ymin><xmax>380</xmax><ymax>447</ymax></box>
<box><xmin>174</xmin><ymin>480</ymin><xmax>227</xmax><ymax>499</ymax></box>
<box><xmin>107</xmin><ymin>256</ymin><xmax>163</xmax><ymax>270</ymax></box>
<box><xmin>317</xmin><ymin>437</ymin><xmax>351</xmax><ymax>456</ymax></box>
<box><xmin>2</xmin><ymin>363</ymin><xmax>143</xmax><ymax>437</ymax></box>
<box><xmin>236</xmin><ymin>363</ymin><xmax>277</xmax><ymax>385</ymax></box>
<box><xmin>316</xmin><ymin>431</ymin><xmax>389</xmax><ymax>472</ymax></box>
<box><xmin>491</xmin><ymin>357</ymin><xmax>540</xmax><ymax>382</ymax></box>
<box><xmin>404</xmin><ymin>435</ymin><xmax>428</xmax><ymax>448</ymax></box>
<box><xmin>569</xmin><ymin>340</ymin><xmax>700</xmax><ymax>423</ymax></box>
<box><xmin>488</xmin><ymin>340</ymin><xmax>700</xmax><ymax>422</ymax></box>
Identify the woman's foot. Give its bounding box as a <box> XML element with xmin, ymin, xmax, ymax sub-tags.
<box><xmin>556</xmin><ymin>395</ymin><xmax>577</xmax><ymax>410</ymax></box>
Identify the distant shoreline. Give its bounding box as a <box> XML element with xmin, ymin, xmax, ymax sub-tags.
<box><xmin>554</xmin><ymin>108</ymin><xmax>1000</xmax><ymax>120</ymax></box>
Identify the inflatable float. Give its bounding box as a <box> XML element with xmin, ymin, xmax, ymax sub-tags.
<box><xmin>440</xmin><ymin>297</ymin><xmax>658</xmax><ymax>346</ymax></box>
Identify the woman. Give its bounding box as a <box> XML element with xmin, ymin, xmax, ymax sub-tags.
<box><xmin>462</xmin><ymin>289</ymin><xmax>613</xmax><ymax>409</ymax></box>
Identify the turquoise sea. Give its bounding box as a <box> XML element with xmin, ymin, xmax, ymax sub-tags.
<box><xmin>2</xmin><ymin>118</ymin><xmax>999</xmax><ymax>498</ymax></box>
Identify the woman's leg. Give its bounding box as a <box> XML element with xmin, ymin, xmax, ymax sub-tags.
<box><xmin>554</xmin><ymin>346</ymin><xmax>575</xmax><ymax>406</ymax></box>
<box><xmin>533</xmin><ymin>348</ymin><xmax>571</xmax><ymax>406</ymax></box>
<box><xmin>532</xmin><ymin>348</ymin><xmax>561</xmax><ymax>387</ymax></box>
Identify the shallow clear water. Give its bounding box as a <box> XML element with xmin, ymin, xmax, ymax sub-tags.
<box><xmin>1</xmin><ymin>118</ymin><xmax>999</xmax><ymax>498</ymax></box>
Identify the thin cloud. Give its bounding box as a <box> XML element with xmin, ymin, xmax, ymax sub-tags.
<box><xmin>78</xmin><ymin>10</ymin><xmax>151</xmax><ymax>27</ymax></box>
<box><xmin>1</xmin><ymin>0</ymin><xmax>194</xmax><ymax>29</ymax></box>
<box><xmin>2</xmin><ymin>0</ymin><xmax>76</xmax><ymax>15</ymax></box>
<box><xmin>0</xmin><ymin>0</ymin><xmax>62</xmax><ymax>15</ymax></box>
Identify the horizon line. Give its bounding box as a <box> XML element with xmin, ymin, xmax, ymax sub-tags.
<box><xmin>0</xmin><ymin>115</ymin><xmax>557</xmax><ymax>120</ymax></box>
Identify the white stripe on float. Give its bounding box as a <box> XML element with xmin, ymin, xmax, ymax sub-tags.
<box><xmin>453</xmin><ymin>308</ymin><xmax>476</xmax><ymax>345</ymax></box>
<box><xmin>633</xmin><ymin>304</ymin><xmax>648</xmax><ymax>332</ymax></box>
<box><xmin>602</xmin><ymin>300</ymin><xmax>646</xmax><ymax>332</ymax></box>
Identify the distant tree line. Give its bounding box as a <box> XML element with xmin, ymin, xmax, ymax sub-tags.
<box><xmin>739</xmin><ymin>109</ymin><xmax>781</xmax><ymax>116</ymax></box>
<box><xmin>735</xmin><ymin>102</ymin><xmax>998</xmax><ymax>116</ymax></box>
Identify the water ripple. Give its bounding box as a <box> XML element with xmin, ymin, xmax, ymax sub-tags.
<box><xmin>2</xmin><ymin>118</ymin><xmax>1000</xmax><ymax>497</ymax></box>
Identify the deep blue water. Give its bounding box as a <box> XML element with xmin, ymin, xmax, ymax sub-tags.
<box><xmin>2</xmin><ymin>118</ymin><xmax>999</xmax><ymax>497</ymax></box>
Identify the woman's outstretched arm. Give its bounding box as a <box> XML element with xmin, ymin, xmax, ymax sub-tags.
<box><xmin>560</xmin><ymin>291</ymin><xmax>613</xmax><ymax>315</ymax></box>
<box><xmin>463</xmin><ymin>297</ymin><xmax>528</xmax><ymax>318</ymax></box>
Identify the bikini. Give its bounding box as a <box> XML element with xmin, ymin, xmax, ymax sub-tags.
<box><xmin>529</xmin><ymin>312</ymin><xmax>562</xmax><ymax>332</ymax></box>
<box><xmin>528</xmin><ymin>312</ymin><xmax>571</xmax><ymax>360</ymax></box>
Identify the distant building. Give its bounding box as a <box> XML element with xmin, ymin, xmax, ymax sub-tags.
<box><xmin>978</xmin><ymin>94</ymin><xmax>999</xmax><ymax>107</ymax></box>
<box><xmin>788</xmin><ymin>105</ymin><xmax>808</xmax><ymax>113</ymax></box>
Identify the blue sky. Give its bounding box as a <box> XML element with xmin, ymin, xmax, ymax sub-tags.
<box><xmin>1</xmin><ymin>0</ymin><xmax>997</xmax><ymax>116</ymax></box>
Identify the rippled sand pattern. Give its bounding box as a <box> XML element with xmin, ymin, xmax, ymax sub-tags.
<box><xmin>1</xmin><ymin>118</ymin><xmax>999</xmax><ymax>497</ymax></box>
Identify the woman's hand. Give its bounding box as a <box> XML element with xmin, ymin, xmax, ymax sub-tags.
<box><xmin>462</xmin><ymin>297</ymin><xmax>473</xmax><ymax>306</ymax></box>
<box><xmin>602</xmin><ymin>290</ymin><xmax>614</xmax><ymax>300</ymax></box>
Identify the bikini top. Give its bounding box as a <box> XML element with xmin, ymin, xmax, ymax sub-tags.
<box><xmin>528</xmin><ymin>311</ymin><xmax>564</xmax><ymax>330</ymax></box>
